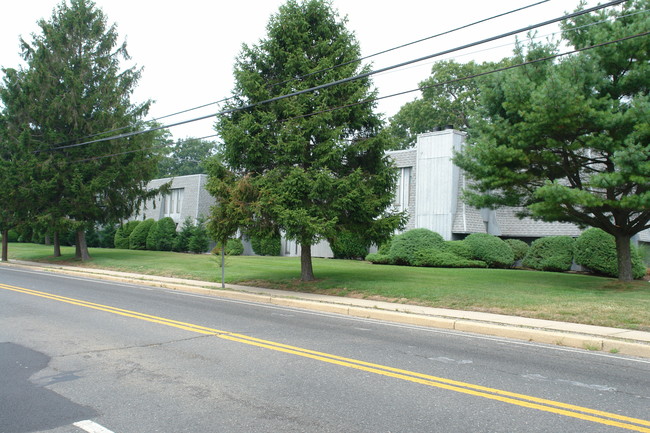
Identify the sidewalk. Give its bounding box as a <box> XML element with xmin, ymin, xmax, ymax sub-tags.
<box><xmin>3</xmin><ymin>259</ymin><xmax>650</xmax><ymax>359</ymax></box>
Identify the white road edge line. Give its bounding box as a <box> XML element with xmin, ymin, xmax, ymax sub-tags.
<box><xmin>73</xmin><ymin>420</ymin><xmax>115</xmax><ymax>433</ymax></box>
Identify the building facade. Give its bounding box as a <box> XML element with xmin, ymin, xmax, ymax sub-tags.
<box><xmin>388</xmin><ymin>128</ymin><xmax>650</xmax><ymax>243</ymax></box>
<box><xmin>135</xmin><ymin>131</ymin><xmax>649</xmax><ymax>254</ymax></box>
<box><xmin>138</xmin><ymin>174</ymin><xmax>215</xmax><ymax>226</ymax></box>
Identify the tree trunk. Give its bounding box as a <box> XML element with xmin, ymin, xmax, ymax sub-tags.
<box><xmin>1</xmin><ymin>229</ymin><xmax>8</xmax><ymax>262</ymax></box>
<box><xmin>53</xmin><ymin>232</ymin><xmax>61</xmax><ymax>257</ymax></box>
<box><xmin>76</xmin><ymin>229</ymin><xmax>91</xmax><ymax>261</ymax></box>
<box><xmin>45</xmin><ymin>234</ymin><xmax>51</xmax><ymax>246</ymax></box>
<box><xmin>614</xmin><ymin>233</ymin><xmax>633</xmax><ymax>282</ymax></box>
<box><xmin>300</xmin><ymin>243</ymin><xmax>315</xmax><ymax>281</ymax></box>
<box><xmin>75</xmin><ymin>231</ymin><xmax>81</xmax><ymax>259</ymax></box>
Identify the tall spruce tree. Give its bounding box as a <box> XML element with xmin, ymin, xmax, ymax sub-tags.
<box><xmin>455</xmin><ymin>1</ymin><xmax>650</xmax><ymax>281</ymax></box>
<box><xmin>214</xmin><ymin>0</ymin><xmax>404</xmax><ymax>280</ymax></box>
<box><xmin>3</xmin><ymin>0</ymin><xmax>164</xmax><ymax>260</ymax></box>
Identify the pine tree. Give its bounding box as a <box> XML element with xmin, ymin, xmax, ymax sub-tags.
<box><xmin>214</xmin><ymin>0</ymin><xmax>404</xmax><ymax>280</ymax></box>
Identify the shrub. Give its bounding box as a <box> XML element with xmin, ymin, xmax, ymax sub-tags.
<box><xmin>464</xmin><ymin>233</ymin><xmax>514</xmax><ymax>268</ymax></box>
<box><xmin>522</xmin><ymin>236</ymin><xmax>574</xmax><ymax>272</ymax></box>
<box><xmin>329</xmin><ymin>231</ymin><xmax>370</xmax><ymax>260</ymax></box>
<box><xmin>388</xmin><ymin>228</ymin><xmax>445</xmax><ymax>265</ymax></box>
<box><xmin>504</xmin><ymin>239</ymin><xmax>529</xmax><ymax>262</ymax></box>
<box><xmin>574</xmin><ymin>228</ymin><xmax>645</xmax><ymax>279</ymax></box>
<box><xmin>411</xmin><ymin>250</ymin><xmax>487</xmax><ymax>268</ymax></box>
<box><xmin>145</xmin><ymin>220</ymin><xmax>160</xmax><ymax>250</ymax></box>
<box><xmin>377</xmin><ymin>239</ymin><xmax>392</xmax><ymax>255</ymax></box>
<box><xmin>173</xmin><ymin>217</ymin><xmax>195</xmax><ymax>252</ymax></box>
<box><xmin>114</xmin><ymin>220</ymin><xmax>140</xmax><ymax>249</ymax></box>
<box><xmin>250</xmin><ymin>233</ymin><xmax>282</xmax><ymax>256</ymax></box>
<box><xmin>365</xmin><ymin>252</ymin><xmax>392</xmax><ymax>264</ymax></box>
<box><xmin>146</xmin><ymin>217</ymin><xmax>177</xmax><ymax>251</ymax></box>
<box><xmin>188</xmin><ymin>218</ymin><xmax>210</xmax><ymax>253</ymax></box>
<box><xmin>443</xmin><ymin>240</ymin><xmax>473</xmax><ymax>259</ymax></box>
<box><xmin>129</xmin><ymin>219</ymin><xmax>155</xmax><ymax>250</ymax></box>
<box><xmin>213</xmin><ymin>238</ymin><xmax>244</xmax><ymax>256</ymax></box>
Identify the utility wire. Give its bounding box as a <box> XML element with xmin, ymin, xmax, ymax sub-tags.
<box><xmin>47</xmin><ymin>0</ymin><xmax>626</xmax><ymax>153</ymax></box>
<box><xmin>286</xmin><ymin>30</ymin><xmax>650</xmax><ymax>122</ymax></box>
<box><xmin>75</xmin><ymin>29</ymin><xmax>650</xmax><ymax>164</ymax></box>
<box><xmin>47</xmin><ymin>0</ymin><xmax>551</xmax><ymax>148</ymax></box>
<box><xmin>269</xmin><ymin>0</ymin><xmax>551</xmax><ymax>87</ymax></box>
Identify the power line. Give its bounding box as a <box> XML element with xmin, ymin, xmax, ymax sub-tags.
<box><xmin>44</xmin><ymin>0</ymin><xmax>551</xmax><ymax>149</ymax></box>
<box><xmin>46</xmin><ymin>0</ymin><xmax>627</xmax><ymax>153</ymax></box>
<box><xmin>76</xmin><ymin>29</ymin><xmax>650</xmax><ymax>165</ymax></box>
<box><xmin>269</xmin><ymin>0</ymin><xmax>551</xmax><ymax>87</ymax></box>
<box><xmin>287</xmin><ymin>30</ymin><xmax>650</xmax><ymax>122</ymax></box>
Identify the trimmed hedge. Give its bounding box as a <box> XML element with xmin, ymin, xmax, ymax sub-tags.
<box><xmin>412</xmin><ymin>249</ymin><xmax>487</xmax><ymax>268</ymax></box>
<box><xmin>129</xmin><ymin>219</ymin><xmax>155</xmax><ymax>250</ymax></box>
<box><xmin>522</xmin><ymin>236</ymin><xmax>574</xmax><ymax>272</ymax></box>
<box><xmin>574</xmin><ymin>228</ymin><xmax>645</xmax><ymax>279</ymax></box>
<box><xmin>388</xmin><ymin>228</ymin><xmax>445</xmax><ymax>265</ymax></box>
<box><xmin>114</xmin><ymin>220</ymin><xmax>140</xmax><ymax>250</ymax></box>
<box><xmin>464</xmin><ymin>233</ymin><xmax>514</xmax><ymax>268</ymax></box>
<box><xmin>365</xmin><ymin>252</ymin><xmax>392</xmax><ymax>264</ymax></box>
<box><xmin>505</xmin><ymin>238</ymin><xmax>529</xmax><ymax>262</ymax></box>
<box><xmin>443</xmin><ymin>240</ymin><xmax>473</xmax><ymax>259</ymax></box>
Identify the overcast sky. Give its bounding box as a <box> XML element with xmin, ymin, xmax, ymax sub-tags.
<box><xmin>1</xmin><ymin>0</ymin><xmax>603</xmax><ymax>140</ymax></box>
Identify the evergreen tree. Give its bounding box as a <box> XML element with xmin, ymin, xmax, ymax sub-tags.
<box><xmin>2</xmin><ymin>0</ymin><xmax>165</xmax><ymax>261</ymax></box>
<box><xmin>455</xmin><ymin>1</ymin><xmax>650</xmax><ymax>281</ymax></box>
<box><xmin>214</xmin><ymin>0</ymin><xmax>404</xmax><ymax>280</ymax></box>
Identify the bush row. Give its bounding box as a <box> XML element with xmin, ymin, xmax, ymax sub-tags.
<box><xmin>113</xmin><ymin>217</ymin><xmax>218</xmax><ymax>254</ymax></box>
<box><xmin>365</xmin><ymin>228</ymin><xmax>646</xmax><ymax>279</ymax></box>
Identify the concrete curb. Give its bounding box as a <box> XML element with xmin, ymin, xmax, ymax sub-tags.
<box><xmin>3</xmin><ymin>260</ymin><xmax>650</xmax><ymax>359</ymax></box>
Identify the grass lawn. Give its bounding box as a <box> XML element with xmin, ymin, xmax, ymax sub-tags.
<box><xmin>5</xmin><ymin>242</ymin><xmax>650</xmax><ymax>331</ymax></box>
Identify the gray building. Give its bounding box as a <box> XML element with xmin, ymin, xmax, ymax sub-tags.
<box><xmin>138</xmin><ymin>174</ymin><xmax>215</xmax><ymax>226</ymax></box>
<box><xmin>135</xmin><ymin>130</ymin><xmax>649</xmax><ymax>254</ymax></box>
<box><xmin>388</xmin><ymin>128</ymin><xmax>650</xmax><ymax>243</ymax></box>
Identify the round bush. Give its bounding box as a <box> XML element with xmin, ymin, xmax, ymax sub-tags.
<box><xmin>522</xmin><ymin>236</ymin><xmax>574</xmax><ymax>272</ymax></box>
<box><xmin>114</xmin><ymin>220</ymin><xmax>140</xmax><ymax>250</ymax></box>
<box><xmin>329</xmin><ymin>231</ymin><xmax>370</xmax><ymax>260</ymax></box>
<box><xmin>574</xmin><ymin>228</ymin><xmax>645</xmax><ymax>279</ymax></box>
<box><xmin>388</xmin><ymin>229</ymin><xmax>445</xmax><ymax>266</ymax></box>
<box><xmin>411</xmin><ymin>250</ymin><xmax>487</xmax><ymax>268</ymax></box>
<box><xmin>463</xmin><ymin>233</ymin><xmax>515</xmax><ymax>268</ymax></box>
<box><xmin>129</xmin><ymin>219</ymin><xmax>155</xmax><ymax>250</ymax></box>
<box><xmin>504</xmin><ymin>239</ymin><xmax>529</xmax><ymax>262</ymax></box>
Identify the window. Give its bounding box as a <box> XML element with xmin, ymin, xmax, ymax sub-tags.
<box><xmin>395</xmin><ymin>167</ymin><xmax>411</xmax><ymax>212</ymax></box>
<box><xmin>163</xmin><ymin>188</ymin><xmax>184</xmax><ymax>219</ymax></box>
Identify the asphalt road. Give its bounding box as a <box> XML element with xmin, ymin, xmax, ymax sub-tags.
<box><xmin>1</xmin><ymin>265</ymin><xmax>649</xmax><ymax>433</ymax></box>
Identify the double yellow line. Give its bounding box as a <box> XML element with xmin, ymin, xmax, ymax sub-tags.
<box><xmin>2</xmin><ymin>282</ymin><xmax>650</xmax><ymax>432</ymax></box>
